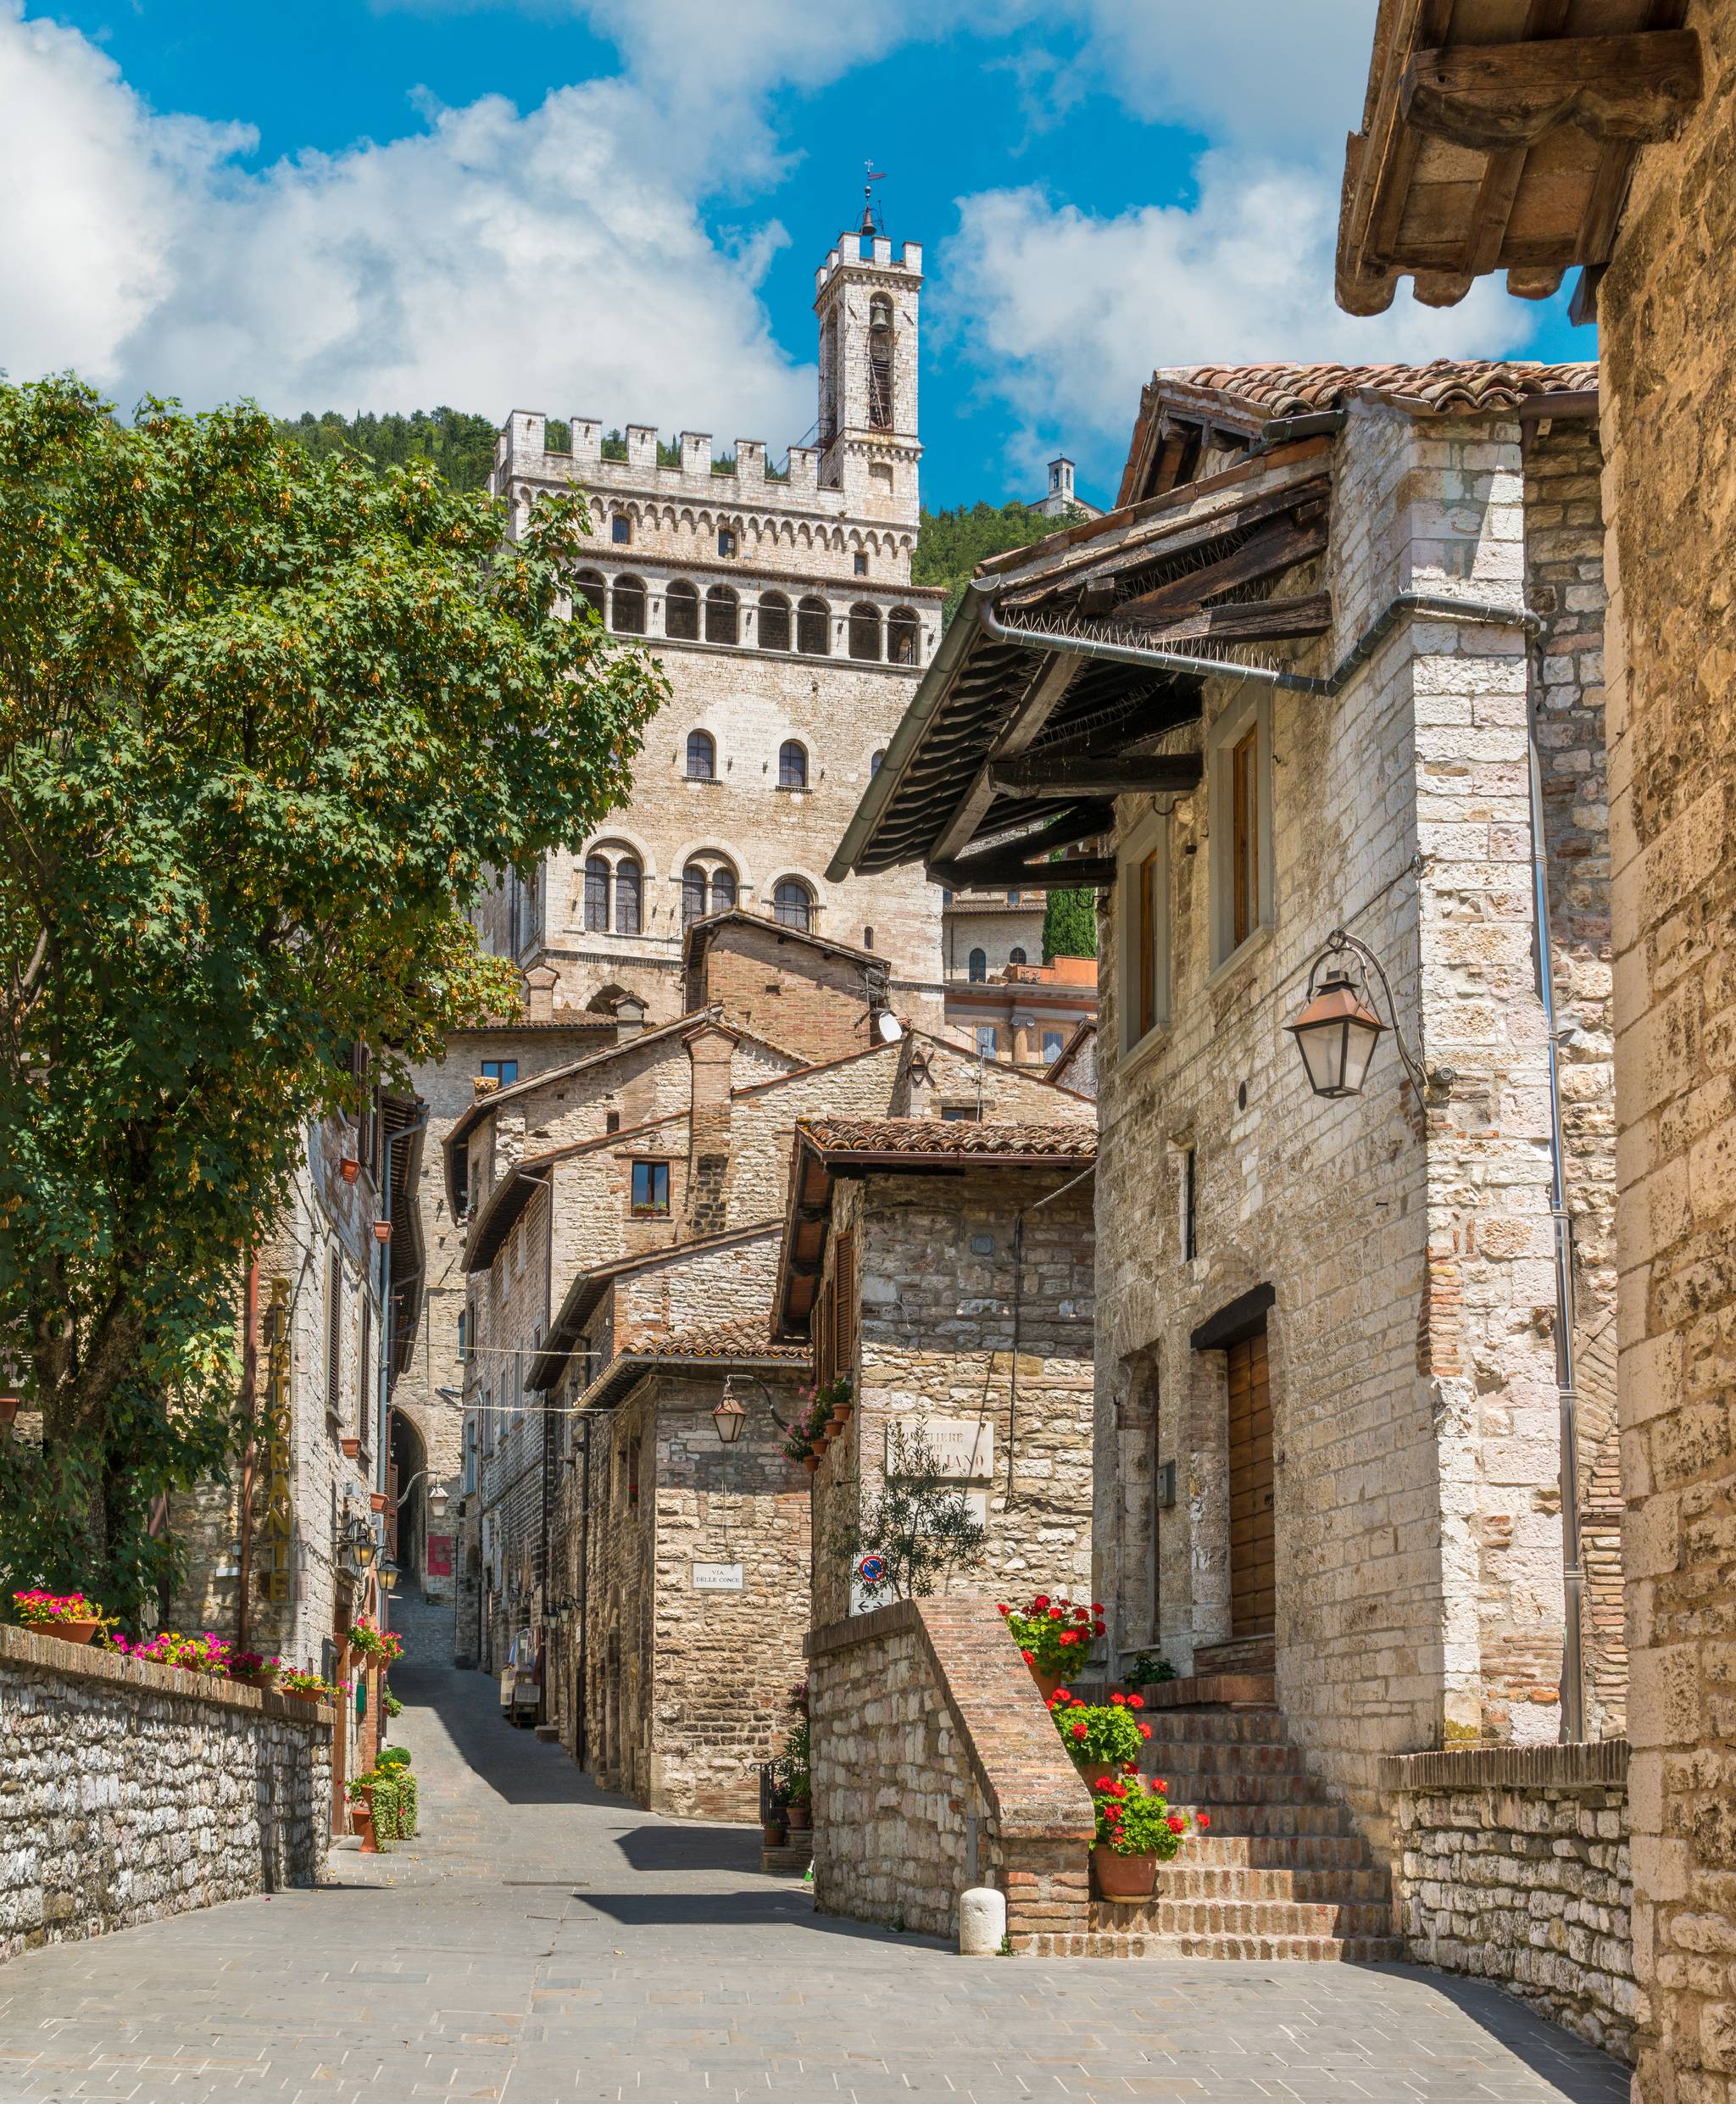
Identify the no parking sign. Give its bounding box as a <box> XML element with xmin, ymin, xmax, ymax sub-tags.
<box><xmin>856</xmin><ymin>1552</ymin><xmax>886</xmax><ymax>1588</ymax></box>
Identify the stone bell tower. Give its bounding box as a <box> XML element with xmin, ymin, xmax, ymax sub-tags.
<box><xmin>814</xmin><ymin>205</ymin><xmax>922</xmax><ymax>529</ymax></box>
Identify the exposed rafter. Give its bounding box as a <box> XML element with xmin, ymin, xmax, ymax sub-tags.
<box><xmin>989</xmin><ymin>752</ymin><xmax>1204</xmax><ymax>798</ymax></box>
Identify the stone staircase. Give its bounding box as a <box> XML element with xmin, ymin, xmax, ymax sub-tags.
<box><xmin>1037</xmin><ymin>1662</ymin><xmax>1404</xmax><ymax>1961</ymax></box>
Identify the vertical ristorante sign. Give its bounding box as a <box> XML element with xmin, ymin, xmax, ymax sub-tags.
<box><xmin>259</xmin><ymin>1277</ymin><xmax>294</xmax><ymax>1605</ymax></box>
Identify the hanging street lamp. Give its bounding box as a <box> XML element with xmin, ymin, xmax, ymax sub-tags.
<box><xmin>1287</xmin><ymin>928</ymin><xmax>1444</xmax><ymax>1102</ymax></box>
<box><xmin>710</xmin><ymin>1372</ymin><xmax>790</xmax><ymax>1446</ymax></box>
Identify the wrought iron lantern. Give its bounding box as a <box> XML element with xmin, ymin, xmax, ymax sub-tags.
<box><xmin>710</xmin><ymin>1372</ymin><xmax>788</xmax><ymax>1446</ymax></box>
<box><xmin>1287</xmin><ymin>928</ymin><xmax>1436</xmax><ymax>1102</ymax></box>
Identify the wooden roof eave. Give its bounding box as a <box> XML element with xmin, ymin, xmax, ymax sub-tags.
<box><xmin>1337</xmin><ymin>0</ymin><xmax>1704</xmax><ymax>315</ymax></box>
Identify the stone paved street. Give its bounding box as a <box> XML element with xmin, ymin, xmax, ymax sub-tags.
<box><xmin>0</xmin><ymin>1595</ymin><xmax>1628</xmax><ymax>2104</ymax></box>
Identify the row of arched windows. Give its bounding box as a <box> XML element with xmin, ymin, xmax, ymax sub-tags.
<box><xmin>581</xmin><ymin>849</ymin><xmax>815</xmax><ymax>936</ymax></box>
<box><xmin>966</xmin><ymin>946</ymin><xmax>1028</xmax><ymax>981</ymax></box>
<box><xmin>573</xmin><ymin>571</ymin><xmax>920</xmax><ymax>664</ymax></box>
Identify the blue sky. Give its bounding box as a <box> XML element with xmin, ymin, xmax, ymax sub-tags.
<box><xmin>1</xmin><ymin>1</ymin><xmax>1594</xmax><ymax>510</ymax></box>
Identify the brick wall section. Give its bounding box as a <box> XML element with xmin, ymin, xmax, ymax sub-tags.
<box><xmin>805</xmin><ymin>1597</ymin><xmax>1093</xmax><ymax>1946</ymax></box>
<box><xmin>0</xmin><ymin>1626</ymin><xmax>331</xmax><ymax>1962</ymax></box>
<box><xmin>1597</xmin><ymin>13</ymin><xmax>1736</xmax><ymax>2096</ymax></box>
<box><xmin>1381</xmin><ymin>1739</ymin><xmax>1634</xmax><ymax>2062</ymax></box>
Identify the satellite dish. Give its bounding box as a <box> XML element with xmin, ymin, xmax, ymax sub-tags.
<box><xmin>877</xmin><ymin>1011</ymin><xmax>903</xmax><ymax>1044</ymax></box>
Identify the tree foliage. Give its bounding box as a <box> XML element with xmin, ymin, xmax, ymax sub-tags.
<box><xmin>276</xmin><ymin>408</ymin><xmax>501</xmax><ymax>493</ymax></box>
<box><xmin>913</xmin><ymin>499</ymin><xmax>1087</xmax><ymax>628</ymax></box>
<box><xmin>0</xmin><ymin>376</ymin><xmax>665</xmax><ymax>1617</ymax></box>
<box><xmin>837</xmin><ymin>1424</ymin><xmax>988</xmax><ymax>1603</ymax></box>
<box><xmin>1042</xmin><ymin>887</ymin><xmax>1098</xmax><ymax>963</ymax></box>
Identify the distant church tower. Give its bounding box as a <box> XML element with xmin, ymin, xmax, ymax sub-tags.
<box><xmin>815</xmin><ymin>204</ymin><xmax>922</xmax><ymax>530</ymax></box>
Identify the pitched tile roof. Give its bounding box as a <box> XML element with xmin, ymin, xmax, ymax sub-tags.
<box><xmin>1163</xmin><ymin>359</ymin><xmax>1597</xmax><ymax>420</ymax></box>
<box><xmin>798</xmin><ymin>1117</ymin><xmax>1096</xmax><ymax>1161</ymax></box>
<box><xmin>616</xmin><ymin>1318</ymin><xmax>810</xmax><ymax>1362</ymax></box>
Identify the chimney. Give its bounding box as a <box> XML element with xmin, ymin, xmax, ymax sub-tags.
<box><xmin>614</xmin><ymin>994</ymin><xmax>647</xmax><ymax>1044</ymax></box>
<box><xmin>523</xmin><ymin>963</ymin><xmax>558</xmax><ymax>1022</ymax></box>
<box><xmin>683</xmin><ymin>1021</ymin><xmax>737</xmax><ymax>1234</ymax></box>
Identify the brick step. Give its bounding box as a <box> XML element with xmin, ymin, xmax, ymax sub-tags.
<box><xmin>1172</xmin><ymin>1801</ymin><xmax>1358</xmax><ymax>1839</ymax></box>
<box><xmin>1162</xmin><ymin>1864</ymin><xmax>1390</xmax><ymax>1904</ymax></box>
<box><xmin>1188</xmin><ymin>1834</ymin><xmax>1379</xmax><ymax>1872</ymax></box>
<box><xmin>1092</xmin><ymin>1895</ymin><xmax>1395</xmax><ymax>1940</ymax></box>
<box><xmin>1141</xmin><ymin>1675</ymin><xmax>1277</xmax><ymax>1710</ymax></box>
<box><xmin>1030</xmin><ymin>1926</ymin><xmax>1405</xmax><ymax>1962</ymax></box>
<box><xmin>1133</xmin><ymin>1770</ymin><xmax>1335</xmax><ymax>1809</ymax></box>
<box><xmin>1105</xmin><ymin>1705</ymin><xmax>1288</xmax><ymax>1745</ymax></box>
<box><xmin>1136</xmin><ymin>1739</ymin><xmax>1309</xmax><ymax>1778</ymax></box>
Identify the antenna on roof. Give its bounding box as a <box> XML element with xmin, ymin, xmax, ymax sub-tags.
<box><xmin>862</xmin><ymin>163</ymin><xmax>887</xmax><ymax>237</ymax></box>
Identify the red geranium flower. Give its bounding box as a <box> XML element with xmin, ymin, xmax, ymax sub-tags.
<box><xmin>1054</xmin><ymin>1688</ymin><xmax>1070</xmax><ymax>1703</ymax></box>
<box><xmin>997</xmin><ymin>1603</ymin><xmax>1010</xmax><ymax>1616</ymax></box>
<box><xmin>1093</xmin><ymin>1621</ymin><xmax>1106</xmax><ymax>1636</ymax></box>
<box><xmin>1071</xmin><ymin>1721</ymin><xmax>1088</xmax><ymax>1740</ymax></box>
<box><xmin>1021</xmin><ymin>1649</ymin><xmax>1035</xmax><ymax>1665</ymax></box>
<box><xmin>1123</xmin><ymin>1760</ymin><xmax>1138</xmax><ymax>1774</ymax></box>
<box><xmin>1059</xmin><ymin>1630</ymin><xmax>1077</xmax><ymax>1647</ymax></box>
<box><xmin>1032</xmin><ymin>1595</ymin><xmax>1050</xmax><ymax>1611</ymax></box>
<box><xmin>1198</xmin><ymin>1814</ymin><xmax>1210</xmax><ymax>1829</ymax></box>
<box><xmin>1166</xmin><ymin>1813</ymin><xmax>1185</xmax><ymax>1833</ymax></box>
<box><xmin>1110</xmin><ymin>1692</ymin><xmax>1126</xmax><ymax>1706</ymax></box>
<box><xmin>1154</xmin><ymin>1778</ymin><xmax>1166</xmax><ymax>1794</ymax></box>
<box><xmin>1139</xmin><ymin>1723</ymin><xmax>1152</xmax><ymax>1739</ymax></box>
<box><xmin>1092</xmin><ymin>1603</ymin><xmax>1104</xmax><ymax>1615</ymax></box>
<box><xmin>1127</xmin><ymin>1694</ymin><xmax>1144</xmax><ymax>1710</ymax></box>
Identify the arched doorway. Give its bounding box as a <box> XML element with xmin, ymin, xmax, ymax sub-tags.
<box><xmin>388</xmin><ymin>1407</ymin><xmax>427</xmax><ymax>1588</ymax></box>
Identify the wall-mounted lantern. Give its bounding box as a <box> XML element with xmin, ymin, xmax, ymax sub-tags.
<box><xmin>1287</xmin><ymin>928</ymin><xmax>1444</xmax><ymax>1102</ymax></box>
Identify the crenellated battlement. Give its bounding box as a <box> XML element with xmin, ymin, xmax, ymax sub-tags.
<box><xmin>815</xmin><ymin>230</ymin><xmax>923</xmax><ymax>297</ymax></box>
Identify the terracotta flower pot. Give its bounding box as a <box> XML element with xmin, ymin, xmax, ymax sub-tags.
<box><xmin>369</xmin><ymin>1491</ymin><xmax>387</xmax><ymax>1514</ymax></box>
<box><xmin>339</xmin><ymin>1157</ymin><xmax>361</xmax><ymax>1184</ymax></box>
<box><xmin>761</xmin><ymin>1820</ymin><xmax>787</xmax><ymax>1847</ymax></box>
<box><xmin>802</xmin><ymin>1456</ymin><xmax>820</xmax><ymax>1474</ymax></box>
<box><xmin>340</xmin><ymin>1437</ymin><xmax>361</xmax><ymax>1459</ymax></box>
<box><xmin>787</xmin><ymin>1801</ymin><xmax>811</xmax><ymax>1833</ymax></box>
<box><xmin>1029</xmin><ymin>1665</ymin><xmax>1063</xmax><ymax>1704</ymax></box>
<box><xmin>353</xmin><ymin>1799</ymin><xmax>380</xmax><ymax>1855</ymax></box>
<box><xmin>45</xmin><ymin>1619</ymin><xmax>100</xmax><ymax>1646</ymax></box>
<box><xmin>1092</xmin><ymin>1844</ymin><xmax>1158</xmax><ymax>1904</ymax></box>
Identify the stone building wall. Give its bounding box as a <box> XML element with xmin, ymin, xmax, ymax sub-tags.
<box><xmin>1525</xmin><ymin>418</ymin><xmax>1623</xmax><ymax>1736</ymax></box>
<box><xmin>810</xmin><ymin>1166</ymin><xmax>1096</xmax><ymax>1629</ymax></box>
<box><xmin>806</xmin><ymin>1597</ymin><xmax>1093</xmax><ymax>1946</ymax></box>
<box><xmin>1382</xmin><ymin>1739</ymin><xmax>1634</xmax><ymax>2062</ymax></box>
<box><xmin>1092</xmin><ymin>397</ymin><xmax>1612</xmax><ymax>1850</ymax></box>
<box><xmin>1596</xmin><ymin>13</ymin><xmax>1736</xmax><ymax>2096</ymax></box>
<box><xmin>0</xmin><ymin>1626</ymin><xmax>331</xmax><ymax>1962</ymax></box>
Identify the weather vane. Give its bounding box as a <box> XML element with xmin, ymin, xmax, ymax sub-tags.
<box><xmin>862</xmin><ymin>161</ymin><xmax>887</xmax><ymax>236</ymax></box>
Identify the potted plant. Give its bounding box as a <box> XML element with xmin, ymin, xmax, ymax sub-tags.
<box><xmin>346</xmin><ymin>1772</ymin><xmax>381</xmax><ymax>1853</ymax></box>
<box><xmin>339</xmin><ymin>1436</ymin><xmax>361</xmax><ymax>1459</ymax></box>
<box><xmin>348</xmin><ymin>1617</ymin><xmax>403</xmax><ymax>1666</ymax></box>
<box><xmin>762</xmin><ymin>1806</ymin><xmax>788</xmax><ymax>1847</ymax></box>
<box><xmin>280</xmin><ymin>1668</ymin><xmax>333</xmax><ymax>1703</ymax></box>
<box><xmin>1121</xmin><ymin>1648</ymin><xmax>1176</xmax><ymax>1689</ymax></box>
<box><xmin>1088</xmin><ymin>1773</ymin><xmax>1206</xmax><ymax>1904</ymax></box>
<box><xmin>11</xmin><ymin>1589</ymin><xmax>108</xmax><ymax>1645</ymax></box>
<box><xmin>339</xmin><ymin>1154</ymin><xmax>361</xmax><ymax>1184</ymax></box>
<box><xmin>1047</xmin><ymin>1689</ymin><xmax>1151</xmax><ymax>1769</ymax></box>
<box><xmin>229</xmin><ymin>1650</ymin><xmax>282</xmax><ymax>1688</ymax></box>
<box><xmin>999</xmin><ymin>1594</ymin><xmax>1105</xmax><ymax>1702</ymax></box>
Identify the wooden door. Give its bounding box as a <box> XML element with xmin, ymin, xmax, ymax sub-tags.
<box><xmin>1227</xmin><ymin>1329</ymin><xmax>1274</xmax><ymax>1638</ymax></box>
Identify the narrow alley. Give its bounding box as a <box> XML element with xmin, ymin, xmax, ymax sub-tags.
<box><xmin>0</xmin><ymin>1595</ymin><xmax>1628</xmax><ymax>2104</ymax></box>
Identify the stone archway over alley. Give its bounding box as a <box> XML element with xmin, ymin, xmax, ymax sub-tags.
<box><xmin>0</xmin><ymin>1594</ymin><xmax>1628</xmax><ymax>2103</ymax></box>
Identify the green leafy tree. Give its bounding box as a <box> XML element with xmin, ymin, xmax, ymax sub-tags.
<box><xmin>0</xmin><ymin>376</ymin><xmax>665</xmax><ymax>1617</ymax></box>
<box><xmin>1042</xmin><ymin>887</ymin><xmax>1098</xmax><ymax>963</ymax></box>
<box><xmin>277</xmin><ymin>408</ymin><xmax>502</xmax><ymax>492</ymax></box>
<box><xmin>913</xmin><ymin>498</ymin><xmax>1088</xmax><ymax>628</ymax></box>
<box><xmin>835</xmin><ymin>1423</ymin><xmax>988</xmax><ymax>1603</ymax></box>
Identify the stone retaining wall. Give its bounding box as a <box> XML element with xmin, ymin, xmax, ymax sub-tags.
<box><xmin>807</xmin><ymin>1597</ymin><xmax>1093</xmax><ymax>1949</ymax></box>
<box><xmin>0</xmin><ymin>1624</ymin><xmax>332</xmax><ymax>1962</ymax></box>
<box><xmin>1380</xmin><ymin>1739</ymin><xmax>1635</xmax><ymax>2060</ymax></box>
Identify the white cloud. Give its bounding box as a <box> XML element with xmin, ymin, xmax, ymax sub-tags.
<box><xmin>939</xmin><ymin>156</ymin><xmax>1529</xmax><ymax>493</ymax></box>
<box><xmin>0</xmin><ymin>3</ymin><xmax>811</xmax><ymax>440</ymax></box>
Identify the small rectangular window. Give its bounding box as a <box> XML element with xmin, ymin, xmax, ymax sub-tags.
<box><xmin>631</xmin><ymin>1161</ymin><xmax>670</xmax><ymax>1216</ymax></box>
<box><xmin>605</xmin><ymin>1110</ymin><xmax>620</xmax><ymax>1134</ymax></box>
<box><xmin>1231</xmin><ymin>726</ymin><xmax>1259</xmax><ymax>952</ymax></box>
<box><xmin>1117</xmin><ymin>812</ymin><xmax>1170</xmax><ymax>1054</ymax></box>
<box><xmin>941</xmin><ymin>1104</ymin><xmax>980</xmax><ymax>1123</ymax></box>
<box><xmin>718</xmin><ymin>527</ymin><xmax>737</xmax><ymax>558</ymax></box>
<box><xmin>457</xmin><ymin>1308</ymin><xmax>470</xmax><ymax>1363</ymax></box>
<box><xmin>975</xmin><ymin>1025</ymin><xmax>998</xmax><ymax>1059</ymax></box>
<box><xmin>1181</xmin><ymin>1145</ymin><xmax>1198</xmax><ymax>1262</ymax></box>
<box><xmin>481</xmin><ymin>1059</ymin><xmax>518</xmax><ymax>1086</ymax></box>
<box><xmin>1209</xmin><ymin>692</ymin><xmax>1272</xmax><ymax>968</ymax></box>
<box><xmin>1042</xmin><ymin>1029</ymin><xmax>1066</xmax><ymax>1062</ymax></box>
<box><xmin>610</xmin><ymin>514</ymin><xmax>632</xmax><ymax>545</ymax></box>
<box><xmin>853</xmin><ymin>551</ymin><xmax>868</xmax><ymax>576</ymax></box>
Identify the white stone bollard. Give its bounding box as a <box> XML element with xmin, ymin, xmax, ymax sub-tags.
<box><xmin>958</xmin><ymin>1884</ymin><xmax>1007</xmax><ymax>1956</ymax></box>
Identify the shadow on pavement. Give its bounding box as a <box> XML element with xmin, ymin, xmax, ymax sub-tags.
<box><xmin>612</xmin><ymin>1823</ymin><xmax>762</xmax><ymax>1874</ymax></box>
<box><xmin>576</xmin><ymin>1890</ymin><xmax>944</xmax><ymax>1947</ymax></box>
<box><xmin>1357</xmin><ymin>1966</ymin><xmax>1629</xmax><ymax>2102</ymax></box>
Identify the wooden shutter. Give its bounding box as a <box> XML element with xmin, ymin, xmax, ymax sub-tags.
<box><xmin>832</xmin><ymin>1230</ymin><xmax>857</xmax><ymax>1376</ymax></box>
<box><xmin>1231</xmin><ymin>727</ymin><xmax>1258</xmax><ymax>949</ymax></box>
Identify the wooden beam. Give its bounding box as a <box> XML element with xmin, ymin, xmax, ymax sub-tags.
<box><xmin>928</xmin><ymin>652</ymin><xmax>1078</xmax><ymax>866</ymax></box>
<box><xmin>1399</xmin><ymin>32</ymin><xmax>1701</xmax><ymax>152</ymax></box>
<box><xmin>1116</xmin><ymin>515</ymin><xmax>1328</xmax><ymax>625</ymax></box>
<box><xmin>927</xmin><ymin>854</ymin><xmax>1116</xmax><ymax>893</ymax></box>
<box><xmin>990</xmin><ymin>753</ymin><xmax>1204</xmax><ymax>797</ymax></box>
<box><xmin>1126</xmin><ymin>592</ymin><xmax>1333</xmax><ymax>644</ymax></box>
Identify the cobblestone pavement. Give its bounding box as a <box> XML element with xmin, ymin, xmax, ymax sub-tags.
<box><xmin>0</xmin><ymin>1593</ymin><xmax>1629</xmax><ymax>2104</ymax></box>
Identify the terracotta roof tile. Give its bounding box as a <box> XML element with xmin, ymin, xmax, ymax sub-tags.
<box><xmin>616</xmin><ymin>1318</ymin><xmax>810</xmax><ymax>1362</ymax></box>
<box><xmin>799</xmin><ymin>1117</ymin><xmax>1096</xmax><ymax>1161</ymax></box>
<box><xmin>1162</xmin><ymin>359</ymin><xmax>1597</xmax><ymax>419</ymax></box>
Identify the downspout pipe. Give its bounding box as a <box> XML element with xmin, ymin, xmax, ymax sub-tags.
<box><xmin>1527</xmin><ymin>730</ymin><xmax>1588</xmax><ymax>1744</ymax></box>
<box><xmin>977</xmin><ymin>588</ymin><xmax>1543</xmax><ymax>696</ymax></box>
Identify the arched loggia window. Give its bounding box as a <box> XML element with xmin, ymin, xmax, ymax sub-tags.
<box><xmin>795</xmin><ymin>597</ymin><xmax>830</xmax><ymax>656</ymax></box>
<box><xmin>665</xmin><ymin>580</ymin><xmax>699</xmax><ymax>640</ymax></box>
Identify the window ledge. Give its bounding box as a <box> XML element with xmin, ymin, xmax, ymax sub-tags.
<box><xmin>1118</xmin><ymin>1021</ymin><xmax>1172</xmax><ymax>1085</ymax></box>
<box><xmin>775</xmin><ymin>783</ymin><xmax>810</xmax><ymax>794</ymax></box>
<box><xmin>1205</xmin><ymin>921</ymin><xmax>1275</xmax><ymax>996</ymax></box>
